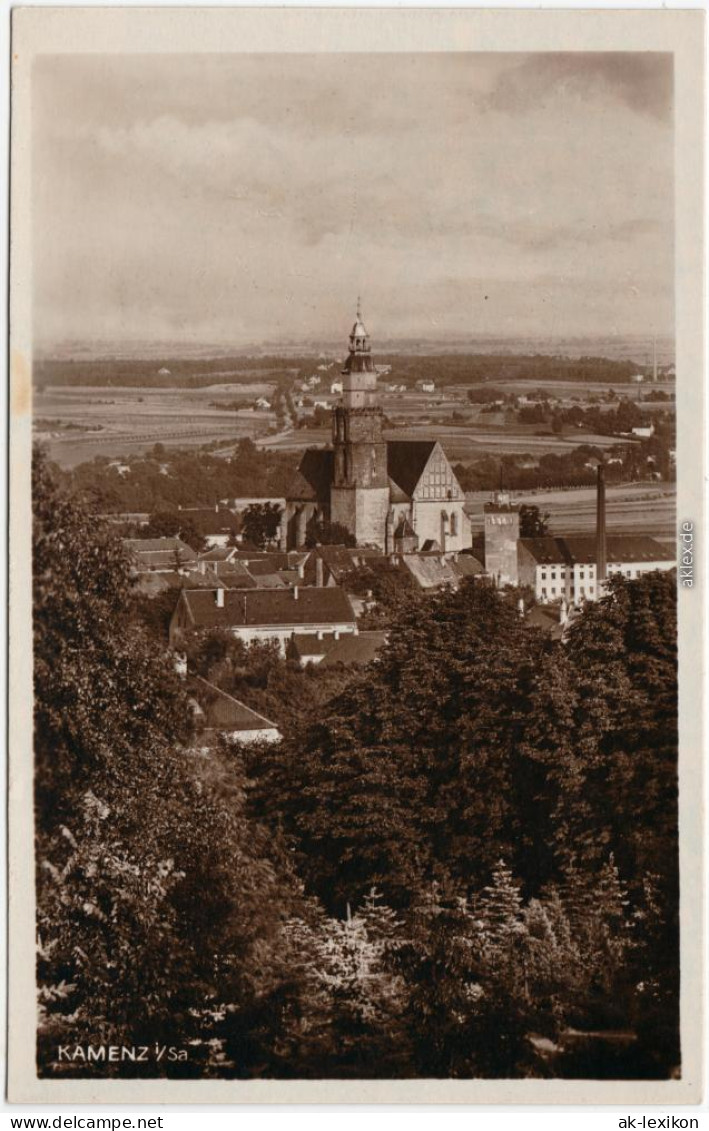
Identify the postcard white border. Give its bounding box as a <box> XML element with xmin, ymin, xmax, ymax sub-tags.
<box><xmin>8</xmin><ymin>6</ymin><xmax>706</xmax><ymax>1105</ymax></box>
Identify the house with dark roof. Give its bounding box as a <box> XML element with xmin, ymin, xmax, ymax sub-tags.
<box><xmin>222</xmin><ymin>550</ymin><xmax>311</xmax><ymax>589</ymax></box>
<box><xmin>169</xmin><ymin>585</ymin><xmax>357</xmax><ymax>653</ymax></box>
<box><xmin>175</xmin><ymin>505</ymin><xmax>238</xmax><ymax>548</ymax></box>
<box><xmin>480</xmin><ymin>470</ymin><xmax>675</xmax><ymax>605</ymax></box>
<box><xmin>188</xmin><ymin>677</ymin><xmax>281</xmax><ymax>746</ymax></box>
<box><xmin>288</xmin><ymin>629</ymin><xmax>387</xmax><ymax>668</ymax></box>
<box><xmin>124</xmin><ymin>536</ymin><xmax>198</xmax><ymax>573</ymax></box>
<box><xmin>518</xmin><ymin>534</ymin><xmax>674</xmax><ymax>604</ymax></box>
<box><xmin>303</xmin><ymin>545</ymin><xmax>384</xmax><ymax>587</ymax></box>
<box><xmin>524</xmin><ymin>601</ymin><xmax>572</xmax><ymax>642</ymax></box>
<box><xmin>398</xmin><ymin>550</ymin><xmax>484</xmax><ymax>591</ymax></box>
<box><xmin>282</xmin><ymin>306</ymin><xmax>470</xmax><ymax>554</ymax></box>
<box><xmin>319</xmin><ymin>630</ymin><xmax>388</xmax><ymax>668</ymax></box>
<box><xmin>197</xmin><ymin>546</ymin><xmax>237</xmax><ymax>567</ymax></box>
<box><xmin>133</xmin><ymin>569</ymin><xmax>231</xmax><ymax>599</ymax></box>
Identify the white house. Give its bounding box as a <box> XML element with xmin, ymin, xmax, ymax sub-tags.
<box><xmin>517</xmin><ymin>535</ymin><xmax>675</xmax><ymax>604</ymax></box>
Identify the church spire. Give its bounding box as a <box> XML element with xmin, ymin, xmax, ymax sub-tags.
<box><xmin>338</xmin><ymin>301</ymin><xmax>379</xmax><ymax>408</ymax></box>
<box><xmin>349</xmin><ymin>298</ymin><xmax>370</xmax><ymax>357</ymax></box>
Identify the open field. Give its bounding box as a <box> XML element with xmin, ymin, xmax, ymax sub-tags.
<box><xmin>441</xmin><ymin>379</ymin><xmax>675</xmax><ymax>400</ymax></box>
<box><xmin>34</xmin><ymin>384</ymin><xmax>276</xmax><ymax>467</ymax></box>
<box><xmin>466</xmin><ymin>483</ymin><xmax>676</xmax><ymax>541</ymax></box>
<box><xmin>259</xmin><ymin>422</ymin><xmax>635</xmax><ymax>461</ymax></box>
<box><xmin>34</xmin><ymin>373</ymin><xmax>673</xmax><ymax>470</ymax></box>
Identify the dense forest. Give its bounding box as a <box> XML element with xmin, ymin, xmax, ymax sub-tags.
<box><xmin>35</xmin><ymin>452</ymin><xmax>679</xmax><ymax>1079</ymax></box>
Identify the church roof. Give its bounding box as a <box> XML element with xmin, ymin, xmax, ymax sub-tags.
<box><xmin>387</xmin><ymin>441</ymin><xmax>437</xmax><ymax>497</ymax></box>
<box><xmin>395</xmin><ymin>515</ymin><xmax>417</xmax><ymax>539</ymax></box>
<box><xmin>293</xmin><ymin>449</ymin><xmax>334</xmax><ymax>503</ymax></box>
<box><xmin>387</xmin><ymin>477</ymin><xmax>410</xmax><ymax>504</ymax></box>
<box><xmin>293</xmin><ymin>440</ymin><xmax>458</xmax><ymax>504</ymax></box>
<box><xmin>342</xmin><ymin>353</ymin><xmax>376</xmax><ymax>374</ymax></box>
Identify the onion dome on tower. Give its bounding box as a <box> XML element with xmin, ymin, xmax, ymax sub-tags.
<box><xmin>343</xmin><ymin>297</ymin><xmax>376</xmax><ymax>375</ymax></box>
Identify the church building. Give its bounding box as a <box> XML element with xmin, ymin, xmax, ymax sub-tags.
<box><xmin>283</xmin><ymin>305</ymin><xmax>470</xmax><ymax>553</ymax></box>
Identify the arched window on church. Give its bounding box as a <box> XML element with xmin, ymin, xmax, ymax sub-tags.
<box><xmin>450</xmin><ymin>512</ymin><xmax>458</xmax><ymax>536</ymax></box>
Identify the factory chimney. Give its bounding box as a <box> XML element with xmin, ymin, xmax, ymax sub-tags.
<box><xmin>596</xmin><ymin>463</ymin><xmax>607</xmax><ymax>584</ymax></box>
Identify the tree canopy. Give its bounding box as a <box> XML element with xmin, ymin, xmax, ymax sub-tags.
<box><xmin>34</xmin><ymin>448</ymin><xmax>679</xmax><ymax>1079</ymax></box>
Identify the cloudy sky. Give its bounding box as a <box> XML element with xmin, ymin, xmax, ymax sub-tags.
<box><xmin>33</xmin><ymin>52</ymin><xmax>674</xmax><ymax>347</ymax></box>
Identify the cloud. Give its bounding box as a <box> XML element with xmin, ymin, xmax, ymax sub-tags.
<box><xmin>488</xmin><ymin>215</ymin><xmax>662</xmax><ymax>253</ymax></box>
<box><xmin>32</xmin><ymin>52</ymin><xmax>675</xmax><ymax>344</ymax></box>
<box><xmin>485</xmin><ymin>53</ymin><xmax>673</xmax><ymax>123</ymax></box>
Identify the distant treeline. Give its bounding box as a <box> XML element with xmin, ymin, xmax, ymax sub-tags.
<box><xmin>50</xmin><ymin>425</ymin><xmax>673</xmax><ymax>521</ymax></box>
<box><xmin>375</xmin><ymin>353</ymin><xmax>648</xmax><ymax>386</ymax></box>
<box><xmin>33</xmin><ymin>356</ymin><xmax>311</xmax><ymax>389</ymax></box>
<box><xmin>34</xmin><ymin>351</ymin><xmax>650</xmax><ymax>390</ymax></box>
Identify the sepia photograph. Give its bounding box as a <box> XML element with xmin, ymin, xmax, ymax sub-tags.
<box><xmin>8</xmin><ymin>7</ymin><xmax>705</xmax><ymax>1105</ymax></box>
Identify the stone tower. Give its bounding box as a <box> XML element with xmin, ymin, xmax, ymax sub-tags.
<box><xmin>330</xmin><ymin>302</ymin><xmax>390</xmax><ymax>548</ymax></box>
<box><xmin>484</xmin><ymin>490</ymin><xmax>520</xmax><ymax>587</ymax></box>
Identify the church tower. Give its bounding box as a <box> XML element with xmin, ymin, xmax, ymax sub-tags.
<box><xmin>330</xmin><ymin>301</ymin><xmax>390</xmax><ymax>548</ymax></box>
<box><xmin>484</xmin><ymin>490</ymin><xmax>520</xmax><ymax>586</ymax></box>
